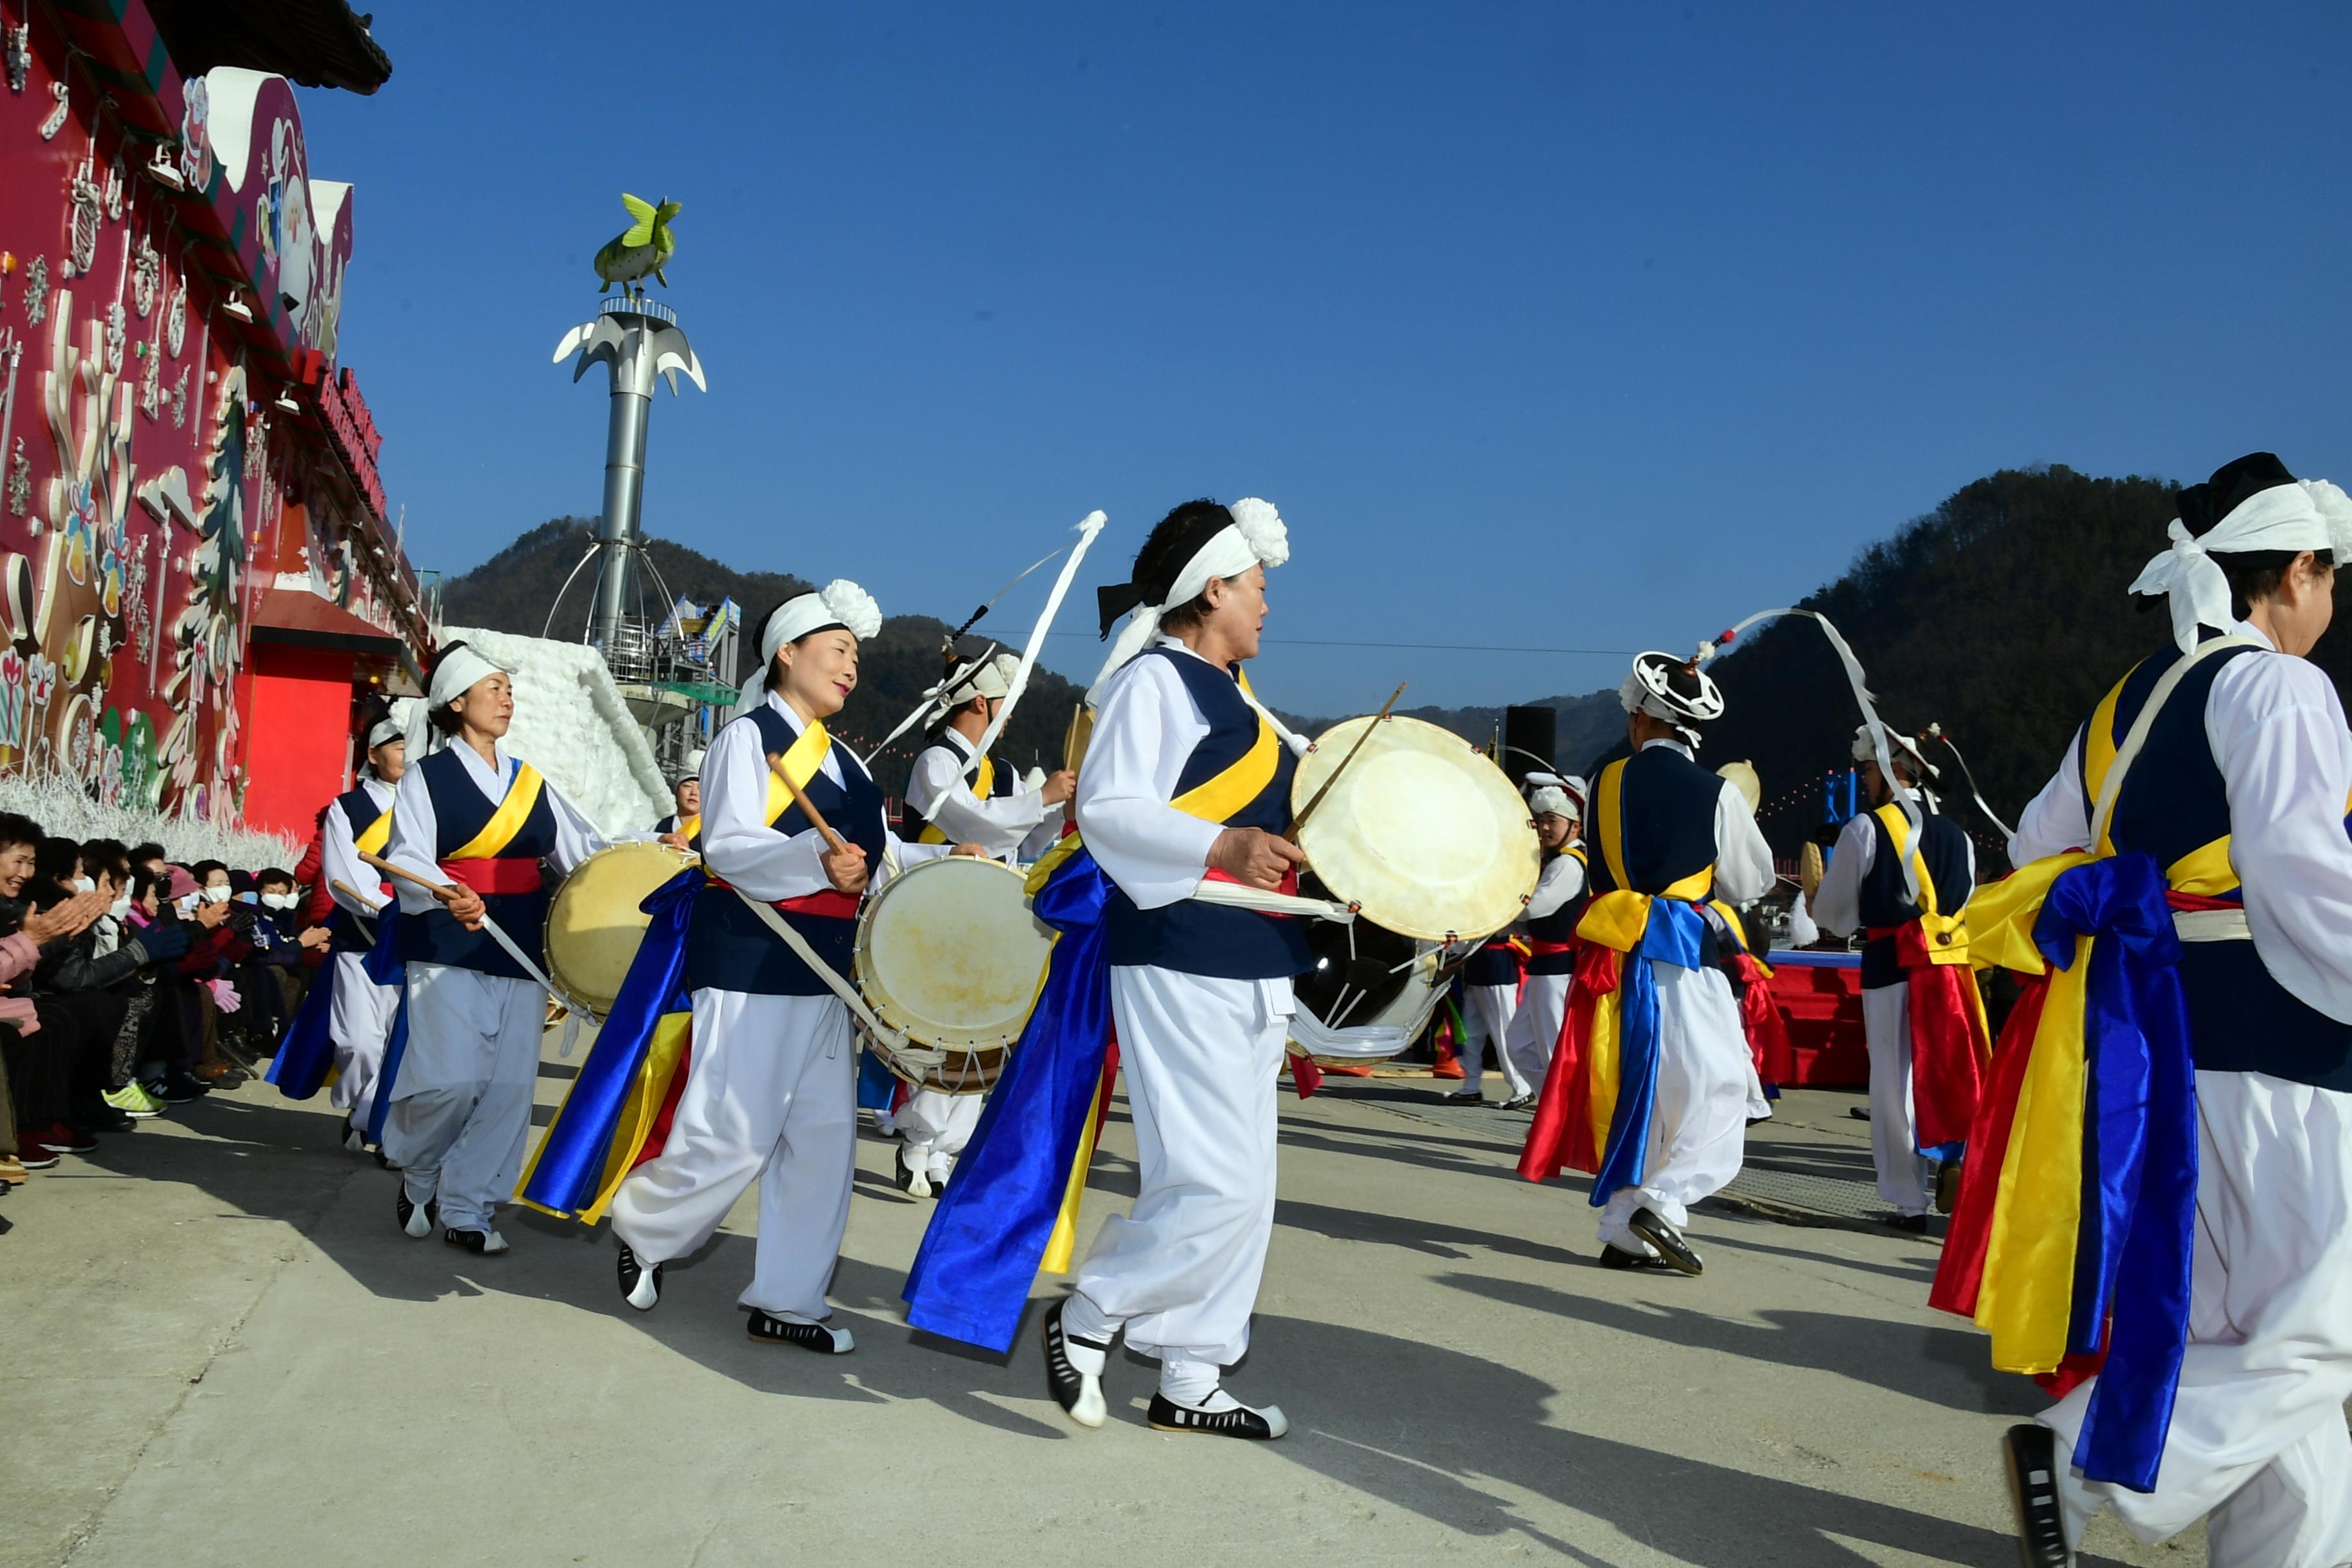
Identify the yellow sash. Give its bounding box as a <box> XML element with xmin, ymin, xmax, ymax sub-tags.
<box><xmin>448</xmin><ymin>763</ymin><xmax>545</xmax><ymax>861</ymax></box>
<box><xmin>917</xmin><ymin>750</ymin><xmax>997</xmax><ymax>845</ymax></box>
<box><xmin>355</xmin><ymin>807</ymin><xmax>393</xmax><ymax>858</ymax></box>
<box><xmin>1872</xmin><ymin>801</ymin><xmax>1973</xmax><ymax>966</ymax></box>
<box><xmin>765</xmin><ymin>718</ymin><xmax>832</xmax><ymax>827</ymax></box>
<box><xmin>1024</xmin><ymin>667</ymin><xmax>1278</xmax><ymax>895</ymax></box>
<box><xmin>674</xmin><ymin>814</ymin><xmax>702</xmax><ymax>841</ymax></box>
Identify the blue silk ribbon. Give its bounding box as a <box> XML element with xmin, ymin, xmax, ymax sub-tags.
<box><xmin>514</xmin><ymin>868</ymin><xmax>701</xmax><ymax>1220</ymax></box>
<box><xmin>1590</xmin><ymin>898</ymin><xmax>1707</xmax><ymax>1205</ymax></box>
<box><xmin>2032</xmin><ymin>851</ymin><xmax>2197</xmax><ymax>1493</ymax></box>
<box><xmin>266</xmin><ymin>954</ymin><xmax>339</xmax><ymax>1100</ymax></box>
<box><xmin>358</xmin><ymin>911</ymin><xmax>409</xmax><ymax>1144</ymax></box>
<box><xmin>903</xmin><ymin>848</ymin><xmax>1114</xmax><ymax>1353</ymax></box>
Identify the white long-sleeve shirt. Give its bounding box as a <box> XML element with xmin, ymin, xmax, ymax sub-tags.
<box><xmin>384</xmin><ymin>741</ymin><xmax>605</xmax><ymax>916</ymax></box>
<box><xmin>322</xmin><ymin>776</ymin><xmax>397</xmax><ymax>921</ymax></box>
<box><xmin>699</xmin><ymin>691</ymin><xmax>945</xmax><ymax>903</ymax></box>
<box><xmin>905</xmin><ymin>729</ymin><xmax>1048</xmax><ymax>861</ymax></box>
<box><xmin>1076</xmin><ymin>638</ymin><xmax>1288</xmax><ymax>911</ymax></box>
<box><xmin>2008</xmin><ymin>629</ymin><xmax>2352</xmax><ymax>1024</ymax></box>
<box><xmin>1525</xmin><ymin>847</ymin><xmax>1587</xmax><ymax>919</ymax></box>
<box><xmin>1808</xmin><ymin>787</ymin><xmax>1974</xmax><ymax>939</ymax></box>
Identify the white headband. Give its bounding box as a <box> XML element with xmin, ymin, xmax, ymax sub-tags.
<box><xmin>1089</xmin><ymin>498</ymin><xmax>1289</xmax><ymax>701</ymax></box>
<box><xmin>942</xmin><ymin>651</ymin><xmax>1021</xmax><ymax>706</ymax></box>
<box><xmin>2131</xmin><ymin>479</ymin><xmax>2352</xmax><ymax>654</ymax></box>
<box><xmin>365</xmin><ymin>718</ymin><xmax>404</xmax><ymax>750</ymax></box>
<box><xmin>427</xmin><ymin>645</ymin><xmax>507</xmax><ymax>709</ymax></box>
<box><xmin>735</xmin><ymin>579</ymin><xmax>882</xmax><ymax>718</ymax></box>
<box><xmin>1853</xmin><ymin>723</ymin><xmax>1936</xmax><ymax>779</ymax></box>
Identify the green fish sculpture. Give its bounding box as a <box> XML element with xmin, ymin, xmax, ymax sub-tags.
<box><xmin>594</xmin><ymin>193</ymin><xmax>681</xmax><ymax>296</ymax></box>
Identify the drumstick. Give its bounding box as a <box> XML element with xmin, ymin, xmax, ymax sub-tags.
<box><xmin>360</xmin><ymin>850</ymin><xmax>460</xmax><ymax>903</ymax></box>
<box><xmin>1291</xmin><ymin>681</ymin><xmax>1407</xmax><ymax>836</ymax></box>
<box><xmin>329</xmin><ymin>879</ymin><xmax>389</xmax><ymax>917</ymax></box>
<box><xmin>767</xmin><ymin>752</ymin><xmax>852</xmax><ymax>854</ymax></box>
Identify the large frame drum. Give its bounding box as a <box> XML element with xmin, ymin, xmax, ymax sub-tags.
<box><xmin>543</xmin><ymin>841</ymin><xmax>697</xmax><ymax>1021</ymax></box>
<box><xmin>1284</xmin><ymin>714</ymin><xmax>1535</xmax><ymax>1065</ymax></box>
<box><xmin>854</xmin><ymin>856</ymin><xmax>1055</xmax><ymax>1094</ymax></box>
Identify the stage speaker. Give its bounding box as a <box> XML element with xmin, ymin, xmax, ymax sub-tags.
<box><xmin>1500</xmin><ymin>705</ymin><xmax>1556</xmax><ymax>786</ymax></box>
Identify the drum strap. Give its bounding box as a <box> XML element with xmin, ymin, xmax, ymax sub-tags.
<box><xmin>725</xmin><ymin>885</ymin><xmax>946</xmax><ymax>1070</ymax></box>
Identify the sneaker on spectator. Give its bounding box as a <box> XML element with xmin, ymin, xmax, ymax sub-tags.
<box><xmin>102</xmin><ymin>1086</ymin><xmax>161</xmax><ymax>1123</ymax></box>
<box><xmin>123</xmin><ymin>1082</ymin><xmax>166</xmax><ymax>1116</ymax></box>
<box><xmin>194</xmin><ymin>1061</ymin><xmax>235</xmax><ymax>1083</ymax></box>
<box><xmin>155</xmin><ymin>1070</ymin><xmax>211</xmax><ymax>1103</ymax></box>
<box><xmin>0</xmin><ymin>1154</ymin><xmax>28</xmax><ymax>1184</ymax></box>
<box><xmin>71</xmin><ymin>1103</ymin><xmax>135</xmax><ymax>1135</ymax></box>
<box><xmin>14</xmin><ymin>1143</ymin><xmax>58</xmax><ymax>1170</ymax></box>
<box><xmin>37</xmin><ymin>1122</ymin><xmax>98</xmax><ymax>1155</ymax></box>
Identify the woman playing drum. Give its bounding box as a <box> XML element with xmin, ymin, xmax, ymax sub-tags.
<box><xmin>604</xmin><ymin>582</ymin><xmax>969</xmax><ymax>1352</ymax></box>
<box><xmin>380</xmin><ymin>643</ymin><xmax>611</xmax><ymax>1255</ymax></box>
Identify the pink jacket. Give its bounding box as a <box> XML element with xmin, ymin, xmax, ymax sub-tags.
<box><xmin>0</xmin><ymin>930</ymin><xmax>43</xmax><ymax>1033</ymax></box>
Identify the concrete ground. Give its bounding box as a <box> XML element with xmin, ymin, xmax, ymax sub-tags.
<box><xmin>3</xmin><ymin>1048</ymin><xmax>2206</xmax><ymax>1568</ymax></box>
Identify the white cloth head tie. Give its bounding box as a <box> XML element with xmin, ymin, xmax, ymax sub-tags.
<box><xmin>1529</xmin><ymin>785</ymin><xmax>1574</xmax><ymax>821</ymax></box>
<box><xmin>2130</xmin><ymin>480</ymin><xmax>2347</xmax><ymax>654</ymax></box>
<box><xmin>364</xmin><ymin>718</ymin><xmax>404</xmax><ymax>750</ymax></box>
<box><xmin>734</xmin><ymin>578</ymin><xmax>881</xmax><ymax>718</ymax></box>
<box><xmin>1089</xmin><ymin>498</ymin><xmax>1289</xmax><ymax>703</ymax></box>
<box><xmin>427</xmin><ymin>645</ymin><xmax>507</xmax><ymax>710</ymax></box>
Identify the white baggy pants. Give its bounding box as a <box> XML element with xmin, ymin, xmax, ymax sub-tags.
<box><xmin>1503</xmin><ymin>970</ymin><xmax>1570</xmax><ymax>1098</ymax></box>
<box><xmin>1594</xmin><ymin>964</ymin><xmax>1752</xmax><ymax>1247</ymax></box>
<box><xmin>382</xmin><ymin>962</ymin><xmax>544</xmax><ymax>1233</ymax></box>
<box><xmin>899</xmin><ymin>1088</ymin><xmax>984</xmax><ymax>1179</ymax></box>
<box><xmin>1459</xmin><ymin>982</ymin><xmax>1529</xmax><ymax>1099</ymax></box>
<box><xmin>608</xmin><ymin>988</ymin><xmax>855</xmax><ymax>1321</ymax></box>
<box><xmin>328</xmin><ymin>949</ymin><xmax>400</xmax><ymax>1127</ymax></box>
<box><xmin>1862</xmin><ymin>982</ymin><xmax>1936</xmax><ymax>1216</ymax></box>
<box><xmin>1070</xmin><ymin>966</ymin><xmax>1291</xmax><ymax>1368</ymax></box>
<box><xmin>2044</xmin><ymin>1070</ymin><xmax>2352</xmax><ymax>1568</ymax></box>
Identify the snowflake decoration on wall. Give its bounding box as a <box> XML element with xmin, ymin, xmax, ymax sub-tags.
<box><xmin>168</xmin><ymin>365</ymin><xmax>187</xmax><ymax>428</ymax></box>
<box><xmin>66</xmin><ymin>157</ymin><xmax>100</xmax><ymax>276</ymax></box>
<box><xmin>4</xmin><ymin>439</ymin><xmax>26</xmax><ymax>517</ymax></box>
<box><xmin>163</xmin><ymin>280</ymin><xmax>184</xmax><ymax>355</ymax></box>
<box><xmin>103</xmin><ymin>300</ymin><xmax>124</xmax><ymax>375</ymax></box>
<box><xmin>23</xmin><ymin>256</ymin><xmax>47</xmax><ymax>326</ymax></box>
<box><xmin>5</xmin><ymin>23</ymin><xmax>28</xmax><ymax>95</ymax></box>
<box><xmin>132</xmin><ymin>236</ymin><xmax>159</xmax><ymax>318</ymax></box>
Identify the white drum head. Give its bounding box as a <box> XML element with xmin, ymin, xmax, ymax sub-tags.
<box><xmin>1290</xmin><ymin>714</ymin><xmax>1539</xmax><ymax>942</ymax></box>
<box><xmin>855</xmin><ymin>856</ymin><xmax>1055</xmax><ymax>1051</ymax></box>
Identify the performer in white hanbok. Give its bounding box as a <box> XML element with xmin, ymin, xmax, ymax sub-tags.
<box><xmin>382</xmin><ymin>645</ymin><xmax>608</xmax><ymax>1254</ymax></box>
<box><xmin>1497</xmin><ymin>781</ymin><xmax>1587</xmax><ymax>1106</ymax></box>
<box><xmin>895</xmin><ymin>647</ymin><xmax>1076</xmax><ymax>1195</ymax></box>
<box><xmin>1041</xmin><ymin>497</ymin><xmax>1308</xmax><ymax>1441</ymax></box>
<box><xmin>606</xmin><ymin>583</ymin><xmax>962</xmax><ymax>1351</ymax></box>
<box><xmin>1564</xmin><ymin>651</ymin><xmax>1773</xmax><ymax>1275</ymax></box>
<box><xmin>1990</xmin><ymin>453</ymin><xmax>2352</xmax><ymax>1568</ymax></box>
<box><xmin>1808</xmin><ymin>725</ymin><xmax>1978</xmax><ymax>1231</ymax></box>
<box><xmin>318</xmin><ymin>718</ymin><xmax>406</xmax><ymax>1151</ymax></box>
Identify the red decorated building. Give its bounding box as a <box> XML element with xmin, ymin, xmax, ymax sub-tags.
<box><xmin>0</xmin><ymin>0</ymin><xmax>426</xmax><ymax>838</ymax></box>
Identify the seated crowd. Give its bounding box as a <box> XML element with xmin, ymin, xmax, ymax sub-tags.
<box><xmin>0</xmin><ymin>814</ymin><xmax>331</xmax><ymax>1185</ymax></box>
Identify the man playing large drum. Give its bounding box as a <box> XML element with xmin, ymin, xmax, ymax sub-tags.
<box><xmin>604</xmin><ymin>582</ymin><xmax>962</xmax><ymax>1351</ymax></box>
<box><xmin>896</xmin><ymin>646</ymin><xmax>1075</xmax><ymax>1196</ymax></box>
<box><xmin>1041</xmin><ymin>496</ymin><xmax>1307</xmax><ymax>1440</ymax></box>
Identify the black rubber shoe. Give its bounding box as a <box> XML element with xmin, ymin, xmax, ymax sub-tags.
<box><xmin>1627</xmin><ymin>1208</ymin><xmax>1703</xmax><ymax>1275</ymax></box>
<box><xmin>1886</xmin><ymin>1212</ymin><xmax>1931</xmax><ymax>1235</ymax></box>
<box><xmin>442</xmin><ymin>1226</ymin><xmax>509</xmax><ymax>1255</ymax></box>
<box><xmin>1597</xmin><ymin>1244</ymin><xmax>1669</xmax><ymax>1271</ymax></box>
<box><xmin>1041</xmin><ymin>1299</ymin><xmax>1108</xmax><ymax>1428</ymax></box>
<box><xmin>2003</xmin><ymin>1423</ymin><xmax>2073</xmax><ymax>1566</ymax></box>
<box><xmin>746</xmin><ymin>1308</ymin><xmax>852</xmax><ymax>1354</ymax></box>
<box><xmin>1146</xmin><ymin>1390</ymin><xmax>1289</xmax><ymax>1440</ymax></box>
<box><xmin>618</xmin><ymin>1242</ymin><xmax>662</xmax><ymax>1311</ymax></box>
<box><xmin>395</xmin><ymin>1188</ymin><xmax>438</xmax><ymax>1239</ymax></box>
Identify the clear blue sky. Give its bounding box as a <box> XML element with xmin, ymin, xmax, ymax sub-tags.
<box><xmin>303</xmin><ymin>2</ymin><xmax>2352</xmax><ymax>716</ymax></box>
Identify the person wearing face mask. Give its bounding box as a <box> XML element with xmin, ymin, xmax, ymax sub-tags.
<box><xmin>144</xmin><ymin>866</ymin><xmax>235</xmax><ymax>1102</ymax></box>
<box><xmin>378</xmin><ymin>642</ymin><xmax>610</xmax><ymax>1257</ymax></box>
<box><xmin>583</xmin><ymin>582</ymin><xmax>968</xmax><ymax>1349</ymax></box>
<box><xmin>0</xmin><ymin>815</ymin><xmax>115</xmax><ymax>1166</ymax></box>
<box><xmin>28</xmin><ymin>839</ymin><xmax>193</xmax><ymax>1135</ymax></box>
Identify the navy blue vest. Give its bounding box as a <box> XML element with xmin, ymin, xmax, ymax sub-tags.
<box><xmin>1855</xmin><ymin>804</ymin><xmax>1975</xmax><ymax>990</ymax></box>
<box><xmin>396</xmin><ymin>750</ymin><xmax>558</xmax><ymax>980</ymax></box>
<box><xmin>1102</xmin><ymin>649</ymin><xmax>1315</xmax><ymax>980</ymax></box>
<box><xmin>2088</xmin><ymin>638</ymin><xmax>2352</xmax><ymax>1090</ymax></box>
<box><xmin>1465</xmin><ymin>940</ymin><xmax>1522</xmax><ymax>988</ymax></box>
<box><xmin>905</xmin><ymin>735</ymin><xmax>1005</xmax><ymax>841</ymax></box>
<box><xmin>684</xmin><ymin>703</ymin><xmax>889</xmax><ymax>997</ymax></box>
<box><xmin>329</xmin><ymin>784</ymin><xmax>391</xmax><ymax>952</ymax></box>
<box><xmin>1589</xmin><ymin>744</ymin><xmax>1723</xmax><ymax>966</ymax></box>
<box><xmin>1524</xmin><ymin>847</ymin><xmax>1591</xmax><ymax>976</ymax></box>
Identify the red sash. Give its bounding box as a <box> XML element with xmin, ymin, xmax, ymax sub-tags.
<box><xmin>1526</xmin><ymin>938</ymin><xmax>1579</xmax><ymax>957</ymax></box>
<box><xmin>439</xmin><ymin>859</ymin><xmax>543</xmax><ymax>896</ymax></box>
<box><xmin>704</xmin><ymin>872</ymin><xmax>859</xmax><ymax>921</ymax></box>
<box><xmin>1867</xmin><ymin>921</ymin><xmax>1992</xmax><ymax>1152</ymax></box>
